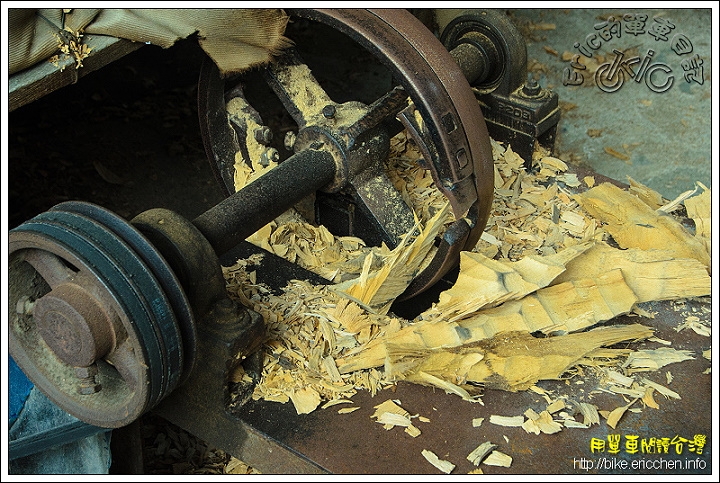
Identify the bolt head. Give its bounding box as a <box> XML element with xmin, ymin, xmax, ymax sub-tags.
<box><xmin>253</xmin><ymin>126</ymin><xmax>273</xmax><ymax>145</ymax></box>
<box><xmin>78</xmin><ymin>383</ymin><xmax>102</xmax><ymax>395</ymax></box>
<box><xmin>75</xmin><ymin>365</ymin><xmax>98</xmax><ymax>378</ymax></box>
<box><xmin>522</xmin><ymin>79</ymin><xmax>542</xmax><ymax>97</ymax></box>
<box><xmin>322</xmin><ymin>104</ymin><xmax>336</xmax><ymax>119</ymax></box>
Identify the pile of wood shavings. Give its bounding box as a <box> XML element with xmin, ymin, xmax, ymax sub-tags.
<box><xmin>475</xmin><ymin>138</ymin><xmax>598</xmax><ymax>260</ymax></box>
<box><xmin>221</xmin><ymin>129</ymin><xmax>711</xmax><ymax>416</ymax></box>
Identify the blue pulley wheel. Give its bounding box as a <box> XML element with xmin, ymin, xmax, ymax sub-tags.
<box><xmin>8</xmin><ymin>201</ymin><xmax>195</xmax><ymax>428</ymax></box>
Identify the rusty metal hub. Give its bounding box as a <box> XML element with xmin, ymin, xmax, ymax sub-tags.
<box><xmin>33</xmin><ymin>281</ymin><xmax>115</xmax><ymax>368</ymax></box>
<box><xmin>198</xmin><ymin>8</ymin><xmax>495</xmax><ymax>300</ymax></box>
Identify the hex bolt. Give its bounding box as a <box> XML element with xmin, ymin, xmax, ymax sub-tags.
<box><xmin>253</xmin><ymin>126</ymin><xmax>273</xmax><ymax>145</ymax></box>
<box><xmin>75</xmin><ymin>364</ymin><xmax>102</xmax><ymax>395</ymax></box>
<box><xmin>284</xmin><ymin>131</ymin><xmax>297</xmax><ymax>150</ymax></box>
<box><xmin>522</xmin><ymin>78</ymin><xmax>541</xmax><ymax>97</ymax></box>
<box><xmin>259</xmin><ymin>148</ymin><xmax>280</xmax><ymax>167</ymax></box>
<box><xmin>322</xmin><ymin>104</ymin><xmax>337</xmax><ymax>119</ymax></box>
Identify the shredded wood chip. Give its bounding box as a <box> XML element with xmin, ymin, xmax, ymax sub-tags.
<box><xmin>545</xmin><ymin>399</ymin><xmax>566</xmax><ymax>414</ymax></box>
<box><xmin>467</xmin><ymin>441</ymin><xmax>497</xmax><ymax>466</ymax></box>
<box><xmin>622</xmin><ymin>348</ymin><xmax>695</xmax><ymax>373</ymax></box>
<box><xmin>574</xmin><ymin>401</ymin><xmax>600</xmax><ymax>426</ymax></box>
<box><xmin>483</xmin><ymin>451</ymin><xmax>513</xmax><ymax>468</ymax></box>
<box><xmin>574</xmin><ymin>183</ymin><xmax>711</xmax><ymax>272</ymax></box>
<box><xmin>676</xmin><ymin>316</ymin><xmax>711</xmax><ymax>337</ymax></box>
<box><xmin>603</xmin><ymin>369</ymin><xmax>634</xmax><ymax>388</ymax></box>
<box><xmin>289</xmin><ymin>386</ymin><xmax>321</xmax><ymax>415</ymax></box>
<box><xmin>421</xmin><ymin>449</ymin><xmax>455</xmax><ymax>474</ymax></box>
<box><xmin>522</xmin><ymin>410</ymin><xmax>563</xmax><ymax>435</ymax></box>
<box><xmin>337</xmin><ymin>407</ymin><xmax>360</xmax><ymax>414</ymax></box>
<box><xmin>218</xmin><ymin>128</ymin><xmax>710</xmax><ymax>429</ymax></box>
<box><xmin>489</xmin><ymin>415</ymin><xmax>525</xmax><ymax>427</ymax></box>
<box><xmin>640</xmin><ymin>378</ymin><xmax>680</xmax><ymax>400</ymax></box>
<box><xmin>606</xmin><ymin>399</ymin><xmax>638</xmax><ymax>429</ymax></box>
<box><xmin>641</xmin><ymin>386</ymin><xmax>660</xmax><ymax>409</ymax></box>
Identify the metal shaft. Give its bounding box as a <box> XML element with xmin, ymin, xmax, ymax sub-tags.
<box><xmin>192</xmin><ymin>149</ymin><xmax>337</xmax><ymax>256</ymax></box>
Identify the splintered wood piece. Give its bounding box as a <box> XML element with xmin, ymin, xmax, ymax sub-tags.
<box><xmin>411</xmin><ymin>371</ymin><xmax>478</xmax><ymax>402</ymax></box>
<box><xmin>604</xmin><ymin>369</ymin><xmax>634</xmax><ymax>387</ymax></box>
<box><xmin>642</xmin><ymin>386</ymin><xmax>660</xmax><ymax>409</ymax></box>
<box><xmin>371</xmin><ymin>398</ymin><xmax>425</xmax><ymax>433</ymax></box>
<box><xmin>575</xmin><ymin>402</ymin><xmax>600</xmax><ymax>426</ymax></box>
<box><xmin>545</xmin><ymin>399</ymin><xmax>566</xmax><ymax>414</ymax></box>
<box><xmin>606</xmin><ymin>399</ymin><xmax>638</xmax><ymax>429</ymax></box>
<box><xmin>334</xmin><ymin>203</ymin><xmax>449</xmax><ymax>314</ymax></box>
<box><xmin>376</xmin><ymin>412</ymin><xmax>413</xmax><ymax>427</ymax></box>
<box><xmin>676</xmin><ymin>316</ymin><xmax>711</xmax><ymax>337</ymax></box>
<box><xmin>475</xmin><ymin>268</ymin><xmax>638</xmax><ymax>335</ymax></box>
<box><xmin>421</xmin><ymin>449</ymin><xmax>456</xmax><ymax>474</ymax></box>
<box><xmin>405</xmin><ymin>425</ymin><xmax>422</xmax><ymax>437</ymax></box>
<box><xmin>338</xmin><ymin>269</ymin><xmax>637</xmax><ymax>374</ymax></box>
<box><xmin>321</xmin><ymin>399</ymin><xmax>355</xmax><ymax>409</ymax></box>
<box><xmin>552</xmin><ymin>242</ymin><xmax>711</xmax><ymax>302</ymax></box>
<box><xmin>640</xmin><ymin>378</ymin><xmax>681</xmax><ymax>400</ymax></box>
<box><xmin>483</xmin><ymin>451</ymin><xmax>512</xmax><ymax>468</ymax></box>
<box><xmin>421</xmin><ymin>243</ymin><xmax>592</xmax><ymax>322</ymax></box>
<box><xmin>338</xmin><ymin>407</ymin><xmax>360</xmax><ymax>414</ymax></box>
<box><xmin>622</xmin><ymin>347</ymin><xmax>695</xmax><ymax>373</ymax></box>
<box><xmin>371</xmin><ymin>399</ymin><xmax>409</xmax><ymax>419</ymax></box>
<box><xmin>467</xmin><ymin>441</ymin><xmax>497</xmax><ymax>466</ymax></box>
<box><xmin>389</xmin><ymin>324</ymin><xmax>653</xmax><ymax>393</ymax></box>
<box><xmin>627</xmin><ymin>176</ymin><xmax>666</xmax><ymax>210</ymax></box>
<box><xmin>289</xmin><ymin>386</ymin><xmax>321</xmax><ymax>415</ymax></box>
<box><xmin>522</xmin><ymin>410</ymin><xmax>563</xmax><ymax>435</ymax></box>
<box><xmin>684</xmin><ymin>185</ymin><xmax>711</xmax><ymax>256</ymax></box>
<box><xmin>489</xmin><ymin>415</ymin><xmax>525</xmax><ymax>427</ymax></box>
<box><xmin>574</xmin><ymin>182</ymin><xmax>711</xmax><ymax>272</ymax></box>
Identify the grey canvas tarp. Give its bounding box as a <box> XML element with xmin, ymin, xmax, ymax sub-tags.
<box><xmin>8</xmin><ymin>8</ymin><xmax>291</xmax><ymax>76</ymax></box>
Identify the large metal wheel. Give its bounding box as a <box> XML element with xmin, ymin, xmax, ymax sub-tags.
<box><xmin>8</xmin><ymin>201</ymin><xmax>195</xmax><ymax>428</ymax></box>
<box><xmin>198</xmin><ymin>8</ymin><xmax>495</xmax><ymax>299</ymax></box>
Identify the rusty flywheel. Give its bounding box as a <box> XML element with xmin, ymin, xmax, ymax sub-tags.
<box><xmin>198</xmin><ymin>8</ymin><xmax>495</xmax><ymax>300</ymax></box>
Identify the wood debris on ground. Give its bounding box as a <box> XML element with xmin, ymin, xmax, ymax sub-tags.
<box><xmin>221</xmin><ymin>128</ymin><xmax>711</xmax><ymax>439</ymax></box>
<box><xmin>421</xmin><ymin>449</ymin><xmax>456</xmax><ymax>474</ymax></box>
<box><xmin>467</xmin><ymin>441</ymin><xmax>497</xmax><ymax>466</ymax></box>
<box><xmin>370</xmin><ymin>399</ymin><xmax>426</xmax><ymax>437</ymax></box>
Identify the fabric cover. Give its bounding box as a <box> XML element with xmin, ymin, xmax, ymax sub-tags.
<box><xmin>9</xmin><ymin>8</ymin><xmax>291</xmax><ymax>76</ymax></box>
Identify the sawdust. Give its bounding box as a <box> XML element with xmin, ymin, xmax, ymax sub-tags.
<box><xmin>50</xmin><ymin>26</ymin><xmax>93</xmax><ymax>71</ymax></box>
<box><xmin>220</xmin><ymin>123</ymin><xmax>711</xmax><ymax>462</ymax></box>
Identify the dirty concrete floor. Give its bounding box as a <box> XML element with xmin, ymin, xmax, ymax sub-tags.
<box><xmin>508</xmin><ymin>8</ymin><xmax>713</xmax><ymax>199</ymax></box>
